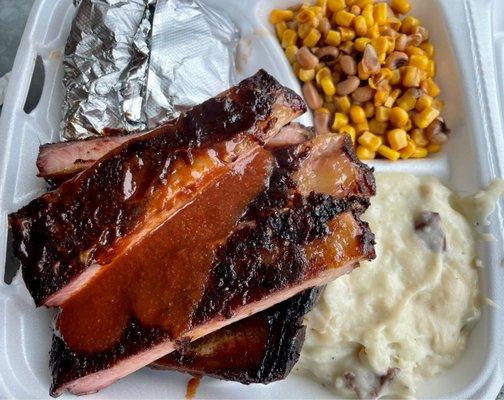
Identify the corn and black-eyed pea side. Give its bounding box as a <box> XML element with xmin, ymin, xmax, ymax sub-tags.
<box><xmin>270</xmin><ymin>0</ymin><xmax>449</xmax><ymax>160</ymax></box>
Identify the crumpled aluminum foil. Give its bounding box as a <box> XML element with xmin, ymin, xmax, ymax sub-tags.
<box><xmin>62</xmin><ymin>0</ymin><xmax>239</xmax><ymax>140</ymax></box>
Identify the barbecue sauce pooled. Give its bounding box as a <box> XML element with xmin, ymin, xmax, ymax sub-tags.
<box><xmin>57</xmin><ymin>149</ymin><xmax>274</xmax><ymax>353</ymax></box>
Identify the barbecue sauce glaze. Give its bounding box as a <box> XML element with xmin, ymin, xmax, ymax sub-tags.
<box><xmin>58</xmin><ymin>149</ymin><xmax>274</xmax><ymax>353</ymax></box>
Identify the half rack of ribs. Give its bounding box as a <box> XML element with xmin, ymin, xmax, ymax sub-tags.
<box><xmin>9</xmin><ymin>71</ymin><xmax>375</xmax><ymax>396</ymax></box>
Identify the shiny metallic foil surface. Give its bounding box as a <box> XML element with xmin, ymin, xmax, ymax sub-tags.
<box><xmin>62</xmin><ymin>0</ymin><xmax>239</xmax><ymax>139</ymax></box>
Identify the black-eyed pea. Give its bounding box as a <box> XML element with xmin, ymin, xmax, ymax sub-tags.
<box><xmin>296</xmin><ymin>46</ymin><xmax>319</xmax><ymax>69</ymax></box>
<box><xmin>352</xmin><ymin>86</ymin><xmax>375</xmax><ymax>102</ymax></box>
<box><xmin>315</xmin><ymin>46</ymin><xmax>340</xmax><ymax>61</ymax></box>
<box><xmin>314</xmin><ymin>108</ymin><xmax>331</xmax><ymax>134</ymax></box>
<box><xmin>340</xmin><ymin>55</ymin><xmax>357</xmax><ymax>76</ymax></box>
<box><xmin>336</xmin><ymin>76</ymin><xmax>360</xmax><ymax>96</ymax></box>
<box><xmin>302</xmin><ymin>81</ymin><xmax>324</xmax><ymax>110</ymax></box>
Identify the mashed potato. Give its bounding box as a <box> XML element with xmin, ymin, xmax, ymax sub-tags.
<box><xmin>295</xmin><ymin>173</ymin><xmax>483</xmax><ymax>398</ymax></box>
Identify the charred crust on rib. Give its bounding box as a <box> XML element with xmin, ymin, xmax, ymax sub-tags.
<box><xmin>50</xmin><ymin>319</ymin><xmax>170</xmax><ymax>397</ymax></box>
<box><xmin>9</xmin><ymin>70</ymin><xmax>305</xmax><ymax>306</ymax></box>
<box><xmin>339</xmin><ymin>134</ymin><xmax>376</xmax><ymax>201</ymax></box>
<box><xmin>152</xmin><ymin>288</ymin><xmax>321</xmax><ymax>384</ymax></box>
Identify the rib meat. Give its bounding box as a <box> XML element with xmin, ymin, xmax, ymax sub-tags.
<box><xmin>36</xmin><ymin>132</ymin><xmax>146</xmax><ymax>185</ymax></box>
<box><xmin>35</xmin><ymin>123</ymin><xmax>311</xmax><ymax>185</ymax></box>
<box><xmin>10</xmin><ymin>70</ymin><xmax>305</xmax><ymax>307</ymax></box>
<box><xmin>150</xmin><ymin>288</ymin><xmax>322</xmax><ymax>384</ymax></box>
<box><xmin>44</xmin><ymin>126</ymin><xmax>374</xmax><ymax>386</ymax></box>
<box><xmin>48</xmin><ymin>131</ymin><xmax>375</xmax><ymax>396</ymax></box>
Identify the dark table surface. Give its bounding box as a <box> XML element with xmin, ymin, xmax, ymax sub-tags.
<box><xmin>0</xmin><ymin>0</ymin><xmax>502</xmax><ymax>398</ymax></box>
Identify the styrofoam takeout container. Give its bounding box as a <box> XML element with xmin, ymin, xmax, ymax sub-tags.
<box><xmin>0</xmin><ymin>0</ymin><xmax>503</xmax><ymax>398</ymax></box>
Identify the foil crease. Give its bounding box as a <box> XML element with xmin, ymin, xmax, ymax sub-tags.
<box><xmin>62</xmin><ymin>0</ymin><xmax>239</xmax><ymax>140</ymax></box>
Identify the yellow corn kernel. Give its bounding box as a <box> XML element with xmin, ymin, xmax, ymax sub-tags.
<box><xmin>426</xmin><ymin>60</ymin><xmax>436</xmax><ymax>78</ymax></box>
<box><xmin>389</xmin><ymin>107</ymin><xmax>410</xmax><ymax>128</ymax></box>
<box><xmin>299</xmin><ymin>68</ymin><xmax>315</xmax><ymax>82</ymax></box>
<box><xmin>399</xmin><ymin>140</ymin><xmax>417</xmax><ymax>159</ymax></box>
<box><xmin>411</xmin><ymin>128</ymin><xmax>429</xmax><ymax>147</ymax></box>
<box><xmin>303</xmin><ymin>28</ymin><xmax>322</xmax><ymax>47</ymax></box>
<box><xmin>390</xmin><ymin>0</ymin><xmax>411</xmax><ymax>14</ymax></box>
<box><xmin>358</xmin><ymin>131</ymin><xmax>382</xmax><ymax>151</ymax></box>
<box><xmin>427</xmin><ymin>143</ymin><xmax>442</xmax><ymax>153</ymax></box>
<box><xmin>335</xmin><ymin>95</ymin><xmax>352</xmax><ymax>113</ymax></box>
<box><xmin>384</xmin><ymin>88</ymin><xmax>401</xmax><ymax>108</ymax></box>
<box><xmin>354</xmin><ymin>120</ymin><xmax>370</xmax><ymax>133</ymax></box>
<box><xmin>316</xmin><ymin>0</ymin><xmax>328</xmax><ymax>11</ymax></box>
<box><xmin>387</xmin><ymin>128</ymin><xmax>408</xmax><ymax>150</ymax></box>
<box><xmin>432</xmin><ymin>98</ymin><xmax>445</xmax><ymax>111</ymax></box>
<box><xmin>411</xmin><ymin>147</ymin><xmax>428</xmax><ymax>158</ymax></box>
<box><xmin>373</xmin><ymin>3</ymin><xmax>388</xmax><ymax>25</ymax></box>
<box><xmin>298</xmin><ymin>22</ymin><xmax>313</xmax><ymax>39</ymax></box>
<box><xmin>339</xmin><ymin>125</ymin><xmax>357</xmax><ymax>143</ymax></box>
<box><xmin>385</xmin><ymin>36</ymin><xmax>396</xmax><ymax>53</ymax></box>
<box><xmin>334</xmin><ymin>10</ymin><xmax>355</xmax><ymax>27</ymax></box>
<box><xmin>423</xmin><ymin>78</ymin><xmax>441</xmax><ymax>97</ymax></box>
<box><xmin>389</xmin><ymin>69</ymin><xmax>401</xmax><ymax>86</ymax></box>
<box><xmin>378</xmin><ymin>52</ymin><xmax>386</xmax><ymax>64</ymax></box>
<box><xmin>409</xmin><ymin>54</ymin><xmax>429</xmax><ymax>71</ymax></box>
<box><xmin>369</xmin><ymin>118</ymin><xmax>387</xmax><ymax>134</ymax></box>
<box><xmin>316</xmin><ymin>67</ymin><xmax>331</xmax><ymax>85</ymax></box>
<box><xmin>353</xmin><ymin>16</ymin><xmax>368</xmax><ymax>37</ymax></box>
<box><xmin>355</xmin><ymin>0</ymin><xmax>373</xmax><ymax>8</ymax></box>
<box><xmin>356</xmin><ymin>145</ymin><xmax>376</xmax><ymax>160</ymax></box>
<box><xmin>374</xmin><ymin>86</ymin><xmax>390</xmax><ymax>107</ymax></box>
<box><xmin>309</xmin><ymin>6</ymin><xmax>324</xmax><ymax>17</ymax></box>
<box><xmin>363</xmin><ymin>102</ymin><xmax>375</xmax><ymax>118</ymax></box>
<box><xmin>401</xmin><ymin>16</ymin><xmax>420</xmax><ymax>34</ymax></box>
<box><xmin>366</xmin><ymin>24</ymin><xmax>380</xmax><ymax>38</ymax></box>
<box><xmin>328</xmin><ymin>0</ymin><xmax>346</xmax><ymax>12</ymax></box>
<box><xmin>349</xmin><ymin>105</ymin><xmax>366</xmax><ymax>123</ymax></box>
<box><xmin>297</xmin><ymin>9</ymin><xmax>316</xmax><ymax>24</ymax></box>
<box><xmin>387</xmin><ymin>16</ymin><xmax>402</xmax><ymax>32</ymax></box>
<box><xmin>284</xmin><ymin>45</ymin><xmax>299</xmax><ymax>64</ymax></box>
<box><xmin>332</xmin><ymin>112</ymin><xmax>349</xmax><ymax>131</ymax></box>
<box><xmin>396</xmin><ymin>92</ymin><xmax>417</xmax><ymax>111</ymax></box>
<box><xmin>404</xmin><ymin>118</ymin><xmax>413</xmax><ymax>131</ymax></box>
<box><xmin>276</xmin><ymin>22</ymin><xmax>288</xmax><ymax>39</ymax></box>
<box><xmin>402</xmin><ymin>66</ymin><xmax>421</xmax><ymax>87</ymax></box>
<box><xmin>361</xmin><ymin>4</ymin><xmax>374</xmax><ymax>27</ymax></box>
<box><xmin>371</xmin><ymin>37</ymin><xmax>388</xmax><ymax>54</ymax></box>
<box><xmin>358</xmin><ymin>62</ymin><xmax>371</xmax><ymax>80</ymax></box>
<box><xmin>375</xmin><ymin>106</ymin><xmax>390</xmax><ymax>122</ymax></box>
<box><xmin>270</xmin><ymin>9</ymin><xmax>295</xmax><ymax>24</ymax></box>
<box><xmin>415</xmin><ymin>94</ymin><xmax>433</xmax><ymax>112</ymax></box>
<box><xmin>321</xmin><ymin>76</ymin><xmax>336</xmax><ymax>96</ymax></box>
<box><xmin>354</xmin><ymin>37</ymin><xmax>371</xmax><ymax>52</ymax></box>
<box><xmin>281</xmin><ymin>29</ymin><xmax>298</xmax><ymax>48</ymax></box>
<box><xmin>339</xmin><ymin>40</ymin><xmax>355</xmax><ymax>54</ymax></box>
<box><xmin>420</xmin><ymin>42</ymin><xmax>435</xmax><ymax>58</ymax></box>
<box><xmin>377</xmin><ymin>144</ymin><xmax>400</xmax><ymax>160</ymax></box>
<box><xmin>339</xmin><ymin>27</ymin><xmax>356</xmax><ymax>41</ymax></box>
<box><xmin>325</xmin><ymin>30</ymin><xmax>342</xmax><ymax>46</ymax></box>
<box><xmin>405</xmin><ymin>46</ymin><xmax>426</xmax><ymax>57</ymax></box>
<box><xmin>413</xmin><ymin>107</ymin><xmax>440</xmax><ymax>129</ymax></box>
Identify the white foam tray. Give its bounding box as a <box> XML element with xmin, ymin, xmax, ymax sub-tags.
<box><xmin>0</xmin><ymin>0</ymin><xmax>503</xmax><ymax>398</ymax></box>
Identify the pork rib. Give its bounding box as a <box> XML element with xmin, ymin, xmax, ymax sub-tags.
<box><xmin>49</xmin><ymin>132</ymin><xmax>375</xmax><ymax>396</ymax></box>
<box><xmin>9</xmin><ymin>70</ymin><xmax>305</xmax><ymax>307</ymax></box>
<box><xmin>150</xmin><ymin>132</ymin><xmax>375</xmax><ymax>384</ymax></box>
<box><xmin>150</xmin><ymin>288</ymin><xmax>321</xmax><ymax>384</ymax></box>
<box><xmin>35</xmin><ymin>123</ymin><xmax>312</xmax><ymax>185</ymax></box>
<box><xmin>36</xmin><ymin>132</ymin><xmax>146</xmax><ymax>185</ymax></box>
<box><xmin>43</xmin><ymin>126</ymin><xmax>374</xmax><ymax>386</ymax></box>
